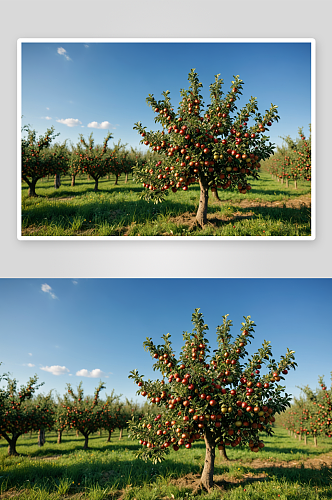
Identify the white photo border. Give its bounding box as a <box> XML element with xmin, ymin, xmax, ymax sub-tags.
<box><xmin>17</xmin><ymin>38</ymin><xmax>316</xmax><ymax>241</ymax></box>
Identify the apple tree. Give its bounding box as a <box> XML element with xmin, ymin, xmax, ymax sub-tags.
<box><xmin>74</xmin><ymin>133</ymin><xmax>114</xmax><ymax>191</ymax></box>
<box><xmin>64</xmin><ymin>381</ymin><xmax>106</xmax><ymax>449</ymax></box>
<box><xmin>128</xmin><ymin>309</ymin><xmax>296</xmax><ymax>491</ymax></box>
<box><xmin>33</xmin><ymin>391</ymin><xmax>54</xmax><ymax>446</ymax></box>
<box><xmin>295</xmin><ymin>128</ymin><xmax>311</xmax><ymax>183</ymax></box>
<box><xmin>21</xmin><ymin>126</ymin><xmax>69</xmax><ymax>197</ymax></box>
<box><xmin>107</xmin><ymin>140</ymin><xmax>130</xmax><ymax>185</ymax></box>
<box><xmin>319</xmin><ymin>377</ymin><xmax>332</xmax><ymax>438</ymax></box>
<box><xmin>133</xmin><ymin>69</ymin><xmax>280</xmax><ymax>227</ymax></box>
<box><xmin>0</xmin><ymin>374</ymin><xmax>55</xmax><ymax>455</ymax></box>
<box><xmin>94</xmin><ymin>389</ymin><xmax>123</xmax><ymax>442</ymax></box>
<box><xmin>54</xmin><ymin>392</ymin><xmax>72</xmax><ymax>444</ymax></box>
<box><xmin>113</xmin><ymin>403</ymin><xmax>132</xmax><ymax>440</ymax></box>
<box><xmin>298</xmin><ymin>375</ymin><xmax>332</xmax><ymax>445</ymax></box>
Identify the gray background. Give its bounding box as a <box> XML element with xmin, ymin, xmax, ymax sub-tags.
<box><xmin>2</xmin><ymin>0</ymin><xmax>330</xmax><ymax>278</ymax></box>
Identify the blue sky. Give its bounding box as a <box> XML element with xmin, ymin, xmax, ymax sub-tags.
<box><xmin>20</xmin><ymin>40</ymin><xmax>312</xmax><ymax>152</ymax></box>
<box><xmin>0</xmin><ymin>279</ymin><xmax>330</xmax><ymax>405</ymax></box>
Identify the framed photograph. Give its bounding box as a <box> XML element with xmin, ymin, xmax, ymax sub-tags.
<box><xmin>0</xmin><ymin>277</ymin><xmax>331</xmax><ymax>493</ymax></box>
<box><xmin>18</xmin><ymin>38</ymin><xmax>315</xmax><ymax>240</ymax></box>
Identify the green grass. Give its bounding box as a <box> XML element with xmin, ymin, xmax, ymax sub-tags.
<box><xmin>21</xmin><ymin>172</ymin><xmax>311</xmax><ymax>237</ymax></box>
<box><xmin>0</xmin><ymin>427</ymin><xmax>331</xmax><ymax>499</ymax></box>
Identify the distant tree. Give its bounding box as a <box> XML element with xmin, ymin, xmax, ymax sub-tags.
<box><xmin>64</xmin><ymin>381</ymin><xmax>106</xmax><ymax>449</ymax></box>
<box><xmin>21</xmin><ymin>126</ymin><xmax>69</xmax><ymax>197</ymax></box>
<box><xmin>0</xmin><ymin>374</ymin><xmax>54</xmax><ymax>455</ymax></box>
<box><xmin>74</xmin><ymin>133</ymin><xmax>114</xmax><ymax>191</ymax></box>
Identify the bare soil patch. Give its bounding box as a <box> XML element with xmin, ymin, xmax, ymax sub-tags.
<box><xmin>166</xmin><ymin>451</ymin><xmax>332</xmax><ymax>494</ymax></box>
<box><xmin>1</xmin><ymin>451</ymin><xmax>330</xmax><ymax>499</ymax></box>
<box><xmin>246</xmin><ymin>450</ymin><xmax>332</xmax><ymax>470</ymax></box>
<box><xmin>165</xmin><ymin>194</ymin><xmax>311</xmax><ymax>232</ymax></box>
<box><xmin>228</xmin><ymin>194</ymin><xmax>311</xmax><ymax>210</ymax></box>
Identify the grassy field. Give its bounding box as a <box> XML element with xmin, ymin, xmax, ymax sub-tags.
<box><xmin>0</xmin><ymin>427</ymin><xmax>331</xmax><ymax>499</ymax></box>
<box><xmin>21</xmin><ymin>172</ymin><xmax>311</xmax><ymax>237</ymax></box>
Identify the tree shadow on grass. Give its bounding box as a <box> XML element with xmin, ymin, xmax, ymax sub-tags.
<box><xmin>22</xmin><ymin>178</ymin><xmax>144</xmax><ymax>199</ymax></box>
<box><xmin>0</xmin><ymin>453</ymin><xmax>203</xmax><ymax>493</ymax></box>
<box><xmin>21</xmin><ymin>182</ymin><xmax>311</xmax><ymax>237</ymax></box>
<box><xmin>21</xmin><ymin>198</ymin><xmax>199</xmax><ymax>231</ymax></box>
<box><xmin>250</xmin><ymin>188</ymin><xmax>310</xmax><ymax>198</ymax></box>
<box><xmin>223</xmin><ymin>204</ymin><xmax>310</xmax><ymax>224</ymax></box>
<box><xmin>256</xmin><ymin>445</ymin><xmax>328</xmax><ymax>458</ymax></box>
<box><xmin>2</xmin><ymin>441</ymin><xmax>331</xmax><ymax>497</ymax></box>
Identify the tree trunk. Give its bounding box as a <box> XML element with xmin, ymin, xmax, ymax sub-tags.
<box><xmin>298</xmin><ymin>433</ymin><xmax>301</xmax><ymax>441</ymax></box>
<box><xmin>57</xmin><ymin>431</ymin><xmax>62</xmax><ymax>444</ymax></box>
<box><xmin>107</xmin><ymin>431</ymin><xmax>112</xmax><ymax>442</ymax></box>
<box><xmin>54</xmin><ymin>174</ymin><xmax>61</xmax><ymax>189</ymax></box>
<box><xmin>314</xmin><ymin>435</ymin><xmax>317</xmax><ymax>447</ymax></box>
<box><xmin>27</xmin><ymin>178</ymin><xmax>38</xmax><ymax>197</ymax></box>
<box><xmin>114</xmin><ymin>174</ymin><xmax>119</xmax><ymax>185</ymax></box>
<box><xmin>212</xmin><ymin>188</ymin><xmax>222</xmax><ymax>203</ymax></box>
<box><xmin>294</xmin><ymin>179</ymin><xmax>297</xmax><ymax>189</ymax></box>
<box><xmin>280</xmin><ymin>177</ymin><xmax>283</xmax><ymax>184</ymax></box>
<box><xmin>38</xmin><ymin>429</ymin><xmax>45</xmax><ymax>447</ymax></box>
<box><xmin>200</xmin><ymin>429</ymin><xmax>215</xmax><ymax>490</ymax></box>
<box><xmin>83</xmin><ymin>434</ymin><xmax>89</xmax><ymax>450</ymax></box>
<box><xmin>76</xmin><ymin>430</ymin><xmax>79</xmax><ymax>437</ymax></box>
<box><xmin>304</xmin><ymin>434</ymin><xmax>307</xmax><ymax>445</ymax></box>
<box><xmin>218</xmin><ymin>443</ymin><xmax>229</xmax><ymax>460</ymax></box>
<box><xmin>71</xmin><ymin>174</ymin><xmax>76</xmax><ymax>187</ymax></box>
<box><xmin>87</xmin><ymin>175</ymin><xmax>90</xmax><ymax>181</ymax></box>
<box><xmin>286</xmin><ymin>178</ymin><xmax>289</xmax><ymax>187</ymax></box>
<box><xmin>125</xmin><ymin>173</ymin><xmax>128</xmax><ymax>183</ymax></box>
<box><xmin>94</xmin><ymin>178</ymin><xmax>99</xmax><ymax>191</ymax></box>
<box><xmin>196</xmin><ymin>178</ymin><xmax>209</xmax><ymax>227</ymax></box>
<box><xmin>119</xmin><ymin>428</ymin><xmax>123</xmax><ymax>440</ymax></box>
<box><xmin>5</xmin><ymin>433</ymin><xmax>19</xmax><ymax>456</ymax></box>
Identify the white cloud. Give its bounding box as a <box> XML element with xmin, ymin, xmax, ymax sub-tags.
<box><xmin>46</xmin><ymin>107</ymin><xmax>50</xmax><ymax>110</ymax></box>
<box><xmin>27</xmin><ymin>363</ymin><xmax>35</xmax><ymax>367</ymax></box>
<box><xmin>40</xmin><ymin>365</ymin><xmax>70</xmax><ymax>376</ymax></box>
<box><xmin>56</xmin><ymin>118</ymin><xmax>82</xmax><ymax>128</ymax></box>
<box><xmin>84</xmin><ymin>44</ymin><xmax>89</xmax><ymax>48</ymax></box>
<box><xmin>28</xmin><ymin>353</ymin><xmax>32</xmax><ymax>356</ymax></box>
<box><xmin>41</xmin><ymin>283</ymin><xmax>57</xmax><ymax>299</ymax></box>
<box><xmin>72</xmin><ymin>280</ymin><xmax>78</xmax><ymax>285</ymax></box>
<box><xmin>42</xmin><ymin>116</ymin><xmax>52</xmax><ymax>120</ymax></box>
<box><xmin>76</xmin><ymin>368</ymin><xmax>108</xmax><ymax>378</ymax></box>
<box><xmin>87</xmin><ymin>121</ymin><xmax>114</xmax><ymax>130</ymax></box>
<box><xmin>57</xmin><ymin>47</ymin><xmax>71</xmax><ymax>61</ymax></box>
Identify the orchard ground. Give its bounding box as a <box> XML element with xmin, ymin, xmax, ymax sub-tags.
<box><xmin>0</xmin><ymin>427</ymin><xmax>331</xmax><ymax>499</ymax></box>
<box><xmin>21</xmin><ymin>170</ymin><xmax>311</xmax><ymax>237</ymax></box>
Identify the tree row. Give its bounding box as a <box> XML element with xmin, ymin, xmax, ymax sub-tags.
<box><xmin>21</xmin><ymin>126</ymin><xmax>148</xmax><ymax>197</ymax></box>
<box><xmin>0</xmin><ymin>369</ymin><xmax>147</xmax><ymax>456</ymax></box>
<box><xmin>262</xmin><ymin>127</ymin><xmax>311</xmax><ymax>188</ymax></box>
<box><xmin>276</xmin><ymin>374</ymin><xmax>331</xmax><ymax>445</ymax></box>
